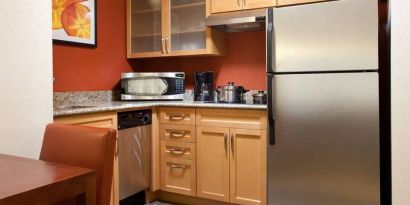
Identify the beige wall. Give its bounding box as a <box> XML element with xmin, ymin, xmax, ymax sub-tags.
<box><xmin>0</xmin><ymin>1</ymin><xmax>53</xmax><ymax>158</ymax></box>
<box><xmin>391</xmin><ymin>1</ymin><xmax>410</xmax><ymax>204</ymax></box>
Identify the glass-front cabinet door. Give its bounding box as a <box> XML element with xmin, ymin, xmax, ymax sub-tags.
<box><xmin>127</xmin><ymin>0</ymin><xmax>225</xmax><ymax>58</ymax></box>
<box><xmin>169</xmin><ymin>0</ymin><xmax>206</xmax><ymax>54</ymax></box>
<box><xmin>127</xmin><ymin>0</ymin><xmax>164</xmax><ymax>58</ymax></box>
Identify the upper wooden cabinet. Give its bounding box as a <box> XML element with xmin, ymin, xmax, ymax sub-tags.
<box><xmin>211</xmin><ymin>0</ymin><xmax>276</xmax><ymax>13</ymax></box>
<box><xmin>127</xmin><ymin>0</ymin><xmax>225</xmax><ymax>58</ymax></box>
<box><xmin>211</xmin><ymin>0</ymin><xmax>242</xmax><ymax>13</ymax></box>
<box><xmin>277</xmin><ymin>0</ymin><xmax>329</xmax><ymax>6</ymax></box>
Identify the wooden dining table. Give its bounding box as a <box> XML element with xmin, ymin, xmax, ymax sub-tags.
<box><xmin>0</xmin><ymin>154</ymin><xmax>96</xmax><ymax>205</ymax></box>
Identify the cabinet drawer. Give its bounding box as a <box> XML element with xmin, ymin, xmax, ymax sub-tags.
<box><xmin>196</xmin><ymin>109</ymin><xmax>267</xmax><ymax>129</ymax></box>
<box><xmin>160</xmin><ymin>107</ymin><xmax>196</xmax><ymax>125</ymax></box>
<box><xmin>161</xmin><ymin>141</ymin><xmax>196</xmax><ymax>160</ymax></box>
<box><xmin>161</xmin><ymin>124</ymin><xmax>196</xmax><ymax>142</ymax></box>
<box><xmin>161</xmin><ymin>158</ymin><xmax>196</xmax><ymax>196</ymax></box>
<box><xmin>54</xmin><ymin>112</ymin><xmax>117</xmax><ymax>129</ymax></box>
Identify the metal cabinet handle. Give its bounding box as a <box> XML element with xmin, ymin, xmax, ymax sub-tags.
<box><xmin>169</xmin><ymin>114</ymin><xmax>186</xmax><ymax>121</ymax></box>
<box><xmin>170</xmin><ymin>131</ymin><xmax>186</xmax><ymax>138</ymax></box>
<box><xmin>161</xmin><ymin>38</ymin><xmax>166</xmax><ymax>54</ymax></box>
<box><xmin>165</xmin><ymin>37</ymin><xmax>170</xmax><ymax>54</ymax></box>
<box><xmin>170</xmin><ymin>164</ymin><xmax>187</xmax><ymax>169</ymax></box>
<box><xmin>169</xmin><ymin>148</ymin><xmax>187</xmax><ymax>155</ymax></box>
<box><xmin>224</xmin><ymin>133</ymin><xmax>228</xmax><ymax>151</ymax></box>
<box><xmin>231</xmin><ymin>133</ymin><xmax>234</xmax><ymax>157</ymax></box>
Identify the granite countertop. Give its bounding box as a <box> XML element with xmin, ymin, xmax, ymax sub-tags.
<box><xmin>53</xmin><ymin>101</ymin><xmax>267</xmax><ymax>117</ymax></box>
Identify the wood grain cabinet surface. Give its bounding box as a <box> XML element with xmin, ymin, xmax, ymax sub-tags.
<box><xmin>196</xmin><ymin>126</ymin><xmax>231</xmax><ymax>202</ymax></box>
<box><xmin>196</xmin><ymin>109</ymin><xmax>267</xmax><ymax>205</ymax></box>
<box><xmin>54</xmin><ymin>112</ymin><xmax>119</xmax><ymax>205</ymax></box>
<box><xmin>211</xmin><ymin>0</ymin><xmax>276</xmax><ymax>13</ymax></box>
<box><xmin>127</xmin><ymin>0</ymin><xmax>225</xmax><ymax>58</ymax></box>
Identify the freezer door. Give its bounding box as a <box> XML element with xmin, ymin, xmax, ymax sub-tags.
<box><xmin>268</xmin><ymin>0</ymin><xmax>378</xmax><ymax>73</ymax></box>
<box><xmin>267</xmin><ymin>73</ymin><xmax>380</xmax><ymax>205</ymax></box>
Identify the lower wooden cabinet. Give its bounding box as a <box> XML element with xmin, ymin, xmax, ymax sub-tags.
<box><xmin>54</xmin><ymin>112</ymin><xmax>119</xmax><ymax>205</ymax></box>
<box><xmin>161</xmin><ymin>158</ymin><xmax>197</xmax><ymax>196</ymax></box>
<box><xmin>197</xmin><ymin>126</ymin><xmax>267</xmax><ymax>205</ymax></box>
<box><xmin>229</xmin><ymin>128</ymin><xmax>267</xmax><ymax>205</ymax></box>
<box><xmin>197</xmin><ymin>126</ymin><xmax>230</xmax><ymax>202</ymax></box>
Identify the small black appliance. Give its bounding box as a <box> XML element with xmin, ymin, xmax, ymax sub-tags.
<box><xmin>194</xmin><ymin>71</ymin><xmax>215</xmax><ymax>102</ymax></box>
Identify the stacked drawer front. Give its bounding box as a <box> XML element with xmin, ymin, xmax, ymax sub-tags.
<box><xmin>159</xmin><ymin>108</ymin><xmax>196</xmax><ymax>196</ymax></box>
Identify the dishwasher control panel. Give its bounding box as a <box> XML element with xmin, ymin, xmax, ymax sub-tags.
<box><xmin>118</xmin><ymin>110</ymin><xmax>152</xmax><ymax>130</ymax></box>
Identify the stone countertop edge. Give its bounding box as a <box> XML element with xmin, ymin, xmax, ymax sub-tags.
<box><xmin>53</xmin><ymin>101</ymin><xmax>268</xmax><ymax>117</ymax></box>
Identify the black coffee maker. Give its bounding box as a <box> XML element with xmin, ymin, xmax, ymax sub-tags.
<box><xmin>194</xmin><ymin>71</ymin><xmax>214</xmax><ymax>102</ymax></box>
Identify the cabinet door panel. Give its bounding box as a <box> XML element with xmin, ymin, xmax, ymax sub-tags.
<box><xmin>243</xmin><ymin>0</ymin><xmax>276</xmax><ymax>9</ymax></box>
<box><xmin>161</xmin><ymin>158</ymin><xmax>196</xmax><ymax>196</ymax></box>
<box><xmin>170</xmin><ymin>0</ymin><xmax>207</xmax><ymax>52</ymax></box>
<box><xmin>129</xmin><ymin>0</ymin><xmax>163</xmax><ymax>53</ymax></box>
<box><xmin>277</xmin><ymin>0</ymin><xmax>328</xmax><ymax>6</ymax></box>
<box><xmin>197</xmin><ymin>126</ymin><xmax>230</xmax><ymax>202</ymax></box>
<box><xmin>230</xmin><ymin>129</ymin><xmax>267</xmax><ymax>205</ymax></box>
<box><xmin>211</xmin><ymin>0</ymin><xmax>242</xmax><ymax>13</ymax></box>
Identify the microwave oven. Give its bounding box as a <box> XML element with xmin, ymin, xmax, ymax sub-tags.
<box><xmin>121</xmin><ymin>72</ymin><xmax>185</xmax><ymax>100</ymax></box>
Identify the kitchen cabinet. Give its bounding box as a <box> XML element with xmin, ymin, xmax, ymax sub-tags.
<box><xmin>211</xmin><ymin>0</ymin><xmax>276</xmax><ymax>13</ymax></box>
<box><xmin>196</xmin><ymin>126</ymin><xmax>230</xmax><ymax>202</ymax></box>
<box><xmin>54</xmin><ymin>112</ymin><xmax>119</xmax><ymax>205</ymax></box>
<box><xmin>159</xmin><ymin>107</ymin><xmax>197</xmax><ymax>197</ymax></box>
<box><xmin>127</xmin><ymin>0</ymin><xmax>225</xmax><ymax>58</ymax></box>
<box><xmin>229</xmin><ymin>128</ymin><xmax>267</xmax><ymax>205</ymax></box>
<box><xmin>210</xmin><ymin>0</ymin><xmax>242</xmax><ymax>13</ymax></box>
<box><xmin>277</xmin><ymin>0</ymin><xmax>329</xmax><ymax>6</ymax></box>
<box><xmin>197</xmin><ymin>126</ymin><xmax>266</xmax><ymax>205</ymax></box>
<box><xmin>161</xmin><ymin>158</ymin><xmax>197</xmax><ymax>196</ymax></box>
<box><xmin>196</xmin><ymin>109</ymin><xmax>267</xmax><ymax>205</ymax></box>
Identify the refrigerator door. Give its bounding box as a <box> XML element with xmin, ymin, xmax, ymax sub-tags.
<box><xmin>267</xmin><ymin>72</ymin><xmax>380</xmax><ymax>205</ymax></box>
<box><xmin>267</xmin><ymin>0</ymin><xmax>378</xmax><ymax>73</ymax></box>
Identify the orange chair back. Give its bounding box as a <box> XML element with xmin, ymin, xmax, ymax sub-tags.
<box><xmin>40</xmin><ymin>123</ymin><xmax>117</xmax><ymax>205</ymax></box>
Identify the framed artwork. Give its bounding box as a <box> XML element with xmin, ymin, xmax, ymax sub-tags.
<box><xmin>52</xmin><ymin>0</ymin><xmax>96</xmax><ymax>47</ymax></box>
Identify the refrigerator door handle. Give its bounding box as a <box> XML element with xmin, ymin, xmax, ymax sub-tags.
<box><xmin>266</xmin><ymin>8</ymin><xmax>275</xmax><ymax>73</ymax></box>
<box><xmin>267</xmin><ymin>74</ymin><xmax>275</xmax><ymax>145</ymax></box>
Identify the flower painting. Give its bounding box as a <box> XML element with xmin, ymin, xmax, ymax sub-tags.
<box><xmin>52</xmin><ymin>0</ymin><xmax>96</xmax><ymax>46</ymax></box>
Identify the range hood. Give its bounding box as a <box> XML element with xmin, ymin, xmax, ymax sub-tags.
<box><xmin>206</xmin><ymin>9</ymin><xmax>266</xmax><ymax>32</ymax></box>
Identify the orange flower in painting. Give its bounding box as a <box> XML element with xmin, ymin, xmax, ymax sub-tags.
<box><xmin>52</xmin><ymin>0</ymin><xmax>82</xmax><ymax>29</ymax></box>
<box><xmin>61</xmin><ymin>3</ymin><xmax>91</xmax><ymax>39</ymax></box>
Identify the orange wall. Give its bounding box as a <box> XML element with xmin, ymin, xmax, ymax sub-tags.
<box><xmin>140</xmin><ymin>31</ymin><xmax>267</xmax><ymax>90</ymax></box>
<box><xmin>53</xmin><ymin>0</ymin><xmax>266</xmax><ymax>91</ymax></box>
<box><xmin>53</xmin><ymin>0</ymin><xmax>135</xmax><ymax>91</ymax></box>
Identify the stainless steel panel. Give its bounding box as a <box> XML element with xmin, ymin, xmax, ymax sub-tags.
<box><xmin>118</xmin><ymin>125</ymin><xmax>151</xmax><ymax>200</ymax></box>
<box><xmin>121</xmin><ymin>94</ymin><xmax>185</xmax><ymax>100</ymax></box>
<box><xmin>268</xmin><ymin>73</ymin><xmax>380</xmax><ymax>205</ymax></box>
<box><xmin>272</xmin><ymin>0</ymin><xmax>378</xmax><ymax>72</ymax></box>
<box><xmin>121</xmin><ymin>72</ymin><xmax>185</xmax><ymax>79</ymax></box>
<box><xmin>206</xmin><ymin>8</ymin><xmax>266</xmax><ymax>32</ymax></box>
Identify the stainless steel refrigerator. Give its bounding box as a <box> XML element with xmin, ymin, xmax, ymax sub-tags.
<box><xmin>266</xmin><ymin>0</ymin><xmax>380</xmax><ymax>204</ymax></box>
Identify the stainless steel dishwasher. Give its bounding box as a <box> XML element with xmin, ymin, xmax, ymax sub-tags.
<box><xmin>118</xmin><ymin>110</ymin><xmax>151</xmax><ymax>204</ymax></box>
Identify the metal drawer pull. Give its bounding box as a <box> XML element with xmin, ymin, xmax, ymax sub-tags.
<box><xmin>165</xmin><ymin>37</ymin><xmax>170</xmax><ymax>54</ymax></box>
<box><xmin>169</xmin><ymin>148</ymin><xmax>187</xmax><ymax>155</ymax></box>
<box><xmin>161</xmin><ymin>38</ymin><xmax>166</xmax><ymax>54</ymax></box>
<box><xmin>169</xmin><ymin>114</ymin><xmax>186</xmax><ymax>120</ymax></box>
<box><xmin>170</xmin><ymin>164</ymin><xmax>187</xmax><ymax>169</ymax></box>
<box><xmin>170</xmin><ymin>131</ymin><xmax>186</xmax><ymax>138</ymax></box>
